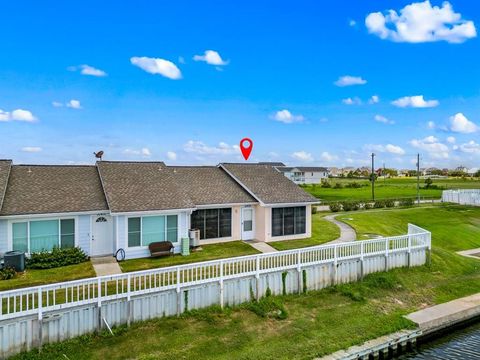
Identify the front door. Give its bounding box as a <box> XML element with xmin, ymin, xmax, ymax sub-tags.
<box><xmin>91</xmin><ymin>215</ymin><xmax>113</xmax><ymax>256</ymax></box>
<box><xmin>241</xmin><ymin>207</ymin><xmax>254</xmax><ymax>240</ymax></box>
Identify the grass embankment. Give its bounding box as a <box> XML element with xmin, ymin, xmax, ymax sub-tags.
<box><xmin>119</xmin><ymin>241</ymin><xmax>260</xmax><ymax>272</ymax></box>
<box><xmin>268</xmin><ymin>213</ymin><xmax>339</xmax><ymax>251</ymax></box>
<box><xmin>304</xmin><ymin>177</ymin><xmax>480</xmax><ymax>203</ymax></box>
<box><xmin>0</xmin><ymin>262</ymin><xmax>95</xmax><ymax>292</ymax></box>
<box><xmin>12</xmin><ymin>204</ymin><xmax>480</xmax><ymax>360</ymax></box>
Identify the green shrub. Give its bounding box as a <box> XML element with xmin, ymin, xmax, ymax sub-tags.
<box><xmin>345</xmin><ymin>182</ymin><xmax>361</xmax><ymax>189</ymax></box>
<box><xmin>333</xmin><ymin>182</ymin><xmax>343</xmax><ymax>189</ymax></box>
<box><xmin>329</xmin><ymin>203</ymin><xmax>342</xmax><ymax>212</ymax></box>
<box><xmin>399</xmin><ymin>198</ymin><xmax>415</xmax><ymax>207</ymax></box>
<box><xmin>363</xmin><ymin>202</ymin><xmax>373</xmax><ymax>210</ymax></box>
<box><xmin>243</xmin><ymin>296</ymin><xmax>288</xmax><ymax>320</ymax></box>
<box><xmin>320</xmin><ymin>180</ymin><xmax>331</xmax><ymax>188</ymax></box>
<box><xmin>341</xmin><ymin>201</ymin><xmax>353</xmax><ymax>211</ymax></box>
<box><xmin>373</xmin><ymin>200</ymin><xmax>386</xmax><ymax>208</ymax></box>
<box><xmin>27</xmin><ymin>247</ymin><xmax>89</xmax><ymax>269</ymax></box>
<box><xmin>311</xmin><ymin>206</ymin><xmax>317</xmax><ymax>214</ymax></box>
<box><xmin>0</xmin><ymin>266</ymin><xmax>16</xmax><ymax>280</ymax></box>
<box><xmin>385</xmin><ymin>199</ymin><xmax>395</xmax><ymax>208</ymax></box>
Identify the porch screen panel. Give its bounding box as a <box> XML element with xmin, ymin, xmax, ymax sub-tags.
<box><xmin>219</xmin><ymin>209</ymin><xmax>232</xmax><ymax>238</ymax></box>
<box><xmin>283</xmin><ymin>207</ymin><xmax>295</xmax><ymax>235</ymax></box>
<box><xmin>166</xmin><ymin>215</ymin><xmax>178</xmax><ymax>242</ymax></box>
<box><xmin>60</xmin><ymin>219</ymin><xmax>75</xmax><ymax>248</ymax></box>
<box><xmin>294</xmin><ymin>207</ymin><xmax>306</xmax><ymax>234</ymax></box>
<box><xmin>190</xmin><ymin>210</ymin><xmax>205</xmax><ymax>239</ymax></box>
<box><xmin>12</xmin><ymin>222</ymin><xmax>28</xmax><ymax>253</ymax></box>
<box><xmin>205</xmin><ymin>209</ymin><xmax>219</xmax><ymax>239</ymax></box>
<box><xmin>30</xmin><ymin>220</ymin><xmax>59</xmax><ymax>252</ymax></box>
<box><xmin>128</xmin><ymin>217</ymin><xmax>141</xmax><ymax>247</ymax></box>
<box><xmin>142</xmin><ymin>216</ymin><xmax>165</xmax><ymax>246</ymax></box>
<box><xmin>271</xmin><ymin>208</ymin><xmax>283</xmax><ymax>236</ymax></box>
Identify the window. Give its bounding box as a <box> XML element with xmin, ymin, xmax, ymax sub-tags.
<box><xmin>127</xmin><ymin>215</ymin><xmax>178</xmax><ymax>247</ymax></box>
<box><xmin>190</xmin><ymin>208</ymin><xmax>232</xmax><ymax>240</ymax></box>
<box><xmin>12</xmin><ymin>219</ymin><xmax>75</xmax><ymax>253</ymax></box>
<box><xmin>271</xmin><ymin>207</ymin><xmax>306</xmax><ymax>237</ymax></box>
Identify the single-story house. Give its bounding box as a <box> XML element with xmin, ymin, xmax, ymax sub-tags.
<box><xmin>0</xmin><ymin>160</ymin><xmax>318</xmax><ymax>259</ymax></box>
<box><xmin>276</xmin><ymin>166</ymin><xmax>329</xmax><ymax>184</ymax></box>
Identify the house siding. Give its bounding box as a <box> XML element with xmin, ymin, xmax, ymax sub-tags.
<box><xmin>0</xmin><ymin>219</ymin><xmax>7</xmax><ymax>253</ymax></box>
<box><xmin>116</xmin><ymin>211</ymin><xmax>190</xmax><ymax>260</ymax></box>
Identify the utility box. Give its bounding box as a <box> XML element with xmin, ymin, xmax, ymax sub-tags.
<box><xmin>189</xmin><ymin>229</ymin><xmax>200</xmax><ymax>248</ymax></box>
<box><xmin>181</xmin><ymin>237</ymin><xmax>190</xmax><ymax>256</ymax></box>
<box><xmin>4</xmin><ymin>251</ymin><xmax>25</xmax><ymax>272</ymax></box>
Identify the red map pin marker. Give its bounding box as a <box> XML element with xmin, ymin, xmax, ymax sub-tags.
<box><xmin>240</xmin><ymin>138</ymin><xmax>253</xmax><ymax>160</ymax></box>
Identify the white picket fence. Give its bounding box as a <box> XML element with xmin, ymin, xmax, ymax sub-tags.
<box><xmin>442</xmin><ymin>189</ymin><xmax>480</xmax><ymax>206</ymax></box>
<box><xmin>1</xmin><ymin>224</ymin><xmax>430</xmax><ymax>322</ymax></box>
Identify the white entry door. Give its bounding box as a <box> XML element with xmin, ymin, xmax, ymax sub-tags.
<box><xmin>241</xmin><ymin>207</ymin><xmax>255</xmax><ymax>240</ymax></box>
<box><xmin>91</xmin><ymin>215</ymin><xmax>113</xmax><ymax>256</ymax></box>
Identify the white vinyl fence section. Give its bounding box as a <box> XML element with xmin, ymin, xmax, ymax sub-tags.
<box><xmin>0</xmin><ymin>224</ymin><xmax>431</xmax><ymax>358</ymax></box>
<box><xmin>442</xmin><ymin>189</ymin><xmax>480</xmax><ymax>206</ymax></box>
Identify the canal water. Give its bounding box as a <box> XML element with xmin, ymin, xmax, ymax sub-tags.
<box><xmin>399</xmin><ymin>321</ymin><xmax>480</xmax><ymax>359</ymax></box>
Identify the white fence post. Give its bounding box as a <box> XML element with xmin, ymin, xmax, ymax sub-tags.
<box><xmin>97</xmin><ymin>277</ymin><xmax>102</xmax><ymax>330</ymax></box>
<box><xmin>176</xmin><ymin>267</ymin><xmax>181</xmax><ymax>316</ymax></box>
<box><xmin>219</xmin><ymin>260</ymin><xmax>224</xmax><ymax>308</ymax></box>
<box><xmin>360</xmin><ymin>241</ymin><xmax>365</xmax><ymax>279</ymax></box>
<box><xmin>332</xmin><ymin>245</ymin><xmax>338</xmax><ymax>285</ymax></box>
<box><xmin>385</xmin><ymin>238</ymin><xmax>389</xmax><ymax>270</ymax></box>
<box><xmin>255</xmin><ymin>255</ymin><xmax>261</xmax><ymax>300</ymax></box>
<box><xmin>37</xmin><ymin>287</ymin><xmax>43</xmax><ymax>349</ymax></box>
<box><xmin>127</xmin><ymin>273</ymin><xmax>131</xmax><ymax>326</ymax></box>
<box><xmin>297</xmin><ymin>249</ymin><xmax>302</xmax><ymax>294</ymax></box>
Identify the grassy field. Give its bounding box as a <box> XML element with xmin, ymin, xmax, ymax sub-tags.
<box><xmin>13</xmin><ymin>204</ymin><xmax>480</xmax><ymax>360</ymax></box>
<box><xmin>268</xmin><ymin>213</ymin><xmax>339</xmax><ymax>250</ymax></box>
<box><xmin>303</xmin><ymin>177</ymin><xmax>480</xmax><ymax>203</ymax></box>
<box><xmin>0</xmin><ymin>262</ymin><xmax>96</xmax><ymax>292</ymax></box>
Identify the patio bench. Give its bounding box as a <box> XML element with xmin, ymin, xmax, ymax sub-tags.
<box><xmin>148</xmin><ymin>241</ymin><xmax>174</xmax><ymax>258</ymax></box>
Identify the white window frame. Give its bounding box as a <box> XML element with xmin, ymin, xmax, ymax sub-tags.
<box><xmin>190</xmin><ymin>207</ymin><xmax>233</xmax><ymax>241</ymax></box>
<box><xmin>8</xmin><ymin>216</ymin><xmax>78</xmax><ymax>254</ymax></box>
<box><xmin>126</xmin><ymin>213</ymin><xmax>180</xmax><ymax>248</ymax></box>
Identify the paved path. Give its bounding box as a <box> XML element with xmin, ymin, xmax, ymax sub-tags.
<box><xmin>91</xmin><ymin>256</ymin><xmax>123</xmax><ymax>276</ymax></box>
<box><xmin>244</xmin><ymin>240</ymin><xmax>278</xmax><ymax>253</ymax></box>
<box><xmin>323</xmin><ymin>214</ymin><xmax>357</xmax><ymax>244</ymax></box>
<box><xmin>457</xmin><ymin>248</ymin><xmax>480</xmax><ymax>260</ymax></box>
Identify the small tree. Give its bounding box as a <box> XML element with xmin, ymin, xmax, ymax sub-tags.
<box><xmin>424</xmin><ymin>177</ymin><xmax>433</xmax><ymax>189</ymax></box>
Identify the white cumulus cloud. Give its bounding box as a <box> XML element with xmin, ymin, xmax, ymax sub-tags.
<box><xmin>342</xmin><ymin>97</ymin><xmax>362</xmax><ymax>105</ymax></box>
<box><xmin>391</xmin><ymin>95</ymin><xmax>439</xmax><ymax>108</ymax></box>
<box><xmin>291</xmin><ymin>151</ymin><xmax>313</xmax><ymax>162</ymax></box>
<box><xmin>193</xmin><ymin>50</ymin><xmax>228</xmax><ymax>66</ymax></box>
<box><xmin>123</xmin><ymin>147</ymin><xmax>152</xmax><ymax>157</ymax></box>
<box><xmin>130</xmin><ymin>56</ymin><xmax>182</xmax><ymax>80</ymax></box>
<box><xmin>365</xmin><ymin>1</ymin><xmax>476</xmax><ymax>44</ymax></box>
<box><xmin>320</xmin><ymin>152</ymin><xmax>338</xmax><ymax>162</ymax></box>
<box><xmin>364</xmin><ymin>144</ymin><xmax>405</xmax><ymax>155</ymax></box>
<box><xmin>410</xmin><ymin>136</ymin><xmax>449</xmax><ymax>159</ymax></box>
<box><xmin>334</xmin><ymin>75</ymin><xmax>367</xmax><ymax>87</ymax></box>
<box><xmin>458</xmin><ymin>140</ymin><xmax>480</xmax><ymax>154</ymax></box>
<box><xmin>369</xmin><ymin>95</ymin><xmax>380</xmax><ymax>104</ymax></box>
<box><xmin>167</xmin><ymin>151</ymin><xmax>177</xmax><ymax>161</ymax></box>
<box><xmin>374</xmin><ymin>114</ymin><xmax>394</xmax><ymax>124</ymax></box>
<box><xmin>447</xmin><ymin>136</ymin><xmax>456</xmax><ymax>144</ymax></box>
<box><xmin>183</xmin><ymin>140</ymin><xmax>239</xmax><ymax>155</ymax></box>
<box><xmin>272</xmin><ymin>109</ymin><xmax>304</xmax><ymax>124</ymax></box>
<box><xmin>21</xmin><ymin>146</ymin><xmax>42</xmax><ymax>153</ymax></box>
<box><xmin>0</xmin><ymin>109</ymin><xmax>37</xmax><ymax>122</ymax></box>
<box><xmin>449</xmin><ymin>113</ymin><xmax>478</xmax><ymax>134</ymax></box>
<box><xmin>68</xmin><ymin>64</ymin><xmax>107</xmax><ymax>77</ymax></box>
<box><xmin>66</xmin><ymin>99</ymin><xmax>82</xmax><ymax>109</ymax></box>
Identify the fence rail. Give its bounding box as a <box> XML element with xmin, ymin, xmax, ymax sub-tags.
<box><xmin>442</xmin><ymin>189</ymin><xmax>480</xmax><ymax>206</ymax></box>
<box><xmin>1</xmin><ymin>224</ymin><xmax>431</xmax><ymax>322</ymax></box>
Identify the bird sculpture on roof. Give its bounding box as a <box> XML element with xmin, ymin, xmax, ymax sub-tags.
<box><xmin>94</xmin><ymin>151</ymin><xmax>104</xmax><ymax>161</ymax></box>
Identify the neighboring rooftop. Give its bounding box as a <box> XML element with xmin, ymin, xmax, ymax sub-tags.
<box><xmin>220</xmin><ymin>163</ymin><xmax>318</xmax><ymax>205</ymax></box>
<box><xmin>97</xmin><ymin>161</ymin><xmax>195</xmax><ymax>213</ymax></box>
<box><xmin>0</xmin><ymin>165</ymin><xmax>108</xmax><ymax>216</ymax></box>
<box><xmin>0</xmin><ymin>160</ymin><xmax>12</xmax><ymax>210</ymax></box>
<box><xmin>169</xmin><ymin>166</ymin><xmax>256</xmax><ymax>205</ymax></box>
<box><xmin>257</xmin><ymin>162</ymin><xmax>286</xmax><ymax>167</ymax></box>
<box><xmin>295</xmin><ymin>166</ymin><xmax>328</xmax><ymax>172</ymax></box>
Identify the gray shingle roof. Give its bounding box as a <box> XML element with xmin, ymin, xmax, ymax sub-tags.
<box><xmin>0</xmin><ymin>165</ymin><xmax>108</xmax><ymax>216</ymax></box>
<box><xmin>220</xmin><ymin>163</ymin><xmax>318</xmax><ymax>205</ymax></box>
<box><xmin>295</xmin><ymin>167</ymin><xmax>328</xmax><ymax>172</ymax></box>
<box><xmin>97</xmin><ymin>161</ymin><xmax>195</xmax><ymax>213</ymax></box>
<box><xmin>0</xmin><ymin>160</ymin><xmax>12</xmax><ymax>210</ymax></box>
<box><xmin>169</xmin><ymin>166</ymin><xmax>256</xmax><ymax>205</ymax></box>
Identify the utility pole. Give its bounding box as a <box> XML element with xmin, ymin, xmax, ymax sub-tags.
<box><xmin>371</xmin><ymin>153</ymin><xmax>375</xmax><ymax>201</ymax></box>
<box><xmin>416</xmin><ymin>153</ymin><xmax>420</xmax><ymax>205</ymax></box>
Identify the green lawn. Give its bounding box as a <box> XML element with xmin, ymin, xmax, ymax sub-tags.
<box><xmin>13</xmin><ymin>204</ymin><xmax>480</xmax><ymax>360</ymax></box>
<box><xmin>303</xmin><ymin>177</ymin><xmax>480</xmax><ymax>203</ymax></box>
<box><xmin>119</xmin><ymin>241</ymin><xmax>260</xmax><ymax>272</ymax></box>
<box><xmin>0</xmin><ymin>262</ymin><xmax>96</xmax><ymax>292</ymax></box>
<box><xmin>268</xmin><ymin>213</ymin><xmax>339</xmax><ymax>251</ymax></box>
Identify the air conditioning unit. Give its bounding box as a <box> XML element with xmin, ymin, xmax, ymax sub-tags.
<box><xmin>189</xmin><ymin>229</ymin><xmax>201</xmax><ymax>248</ymax></box>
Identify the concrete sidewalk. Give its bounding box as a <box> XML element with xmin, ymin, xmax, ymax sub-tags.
<box><xmin>324</xmin><ymin>214</ymin><xmax>357</xmax><ymax>244</ymax></box>
<box><xmin>244</xmin><ymin>240</ymin><xmax>278</xmax><ymax>253</ymax></box>
<box><xmin>91</xmin><ymin>256</ymin><xmax>123</xmax><ymax>276</ymax></box>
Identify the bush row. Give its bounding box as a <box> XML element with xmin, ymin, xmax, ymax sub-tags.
<box><xmin>26</xmin><ymin>247</ymin><xmax>89</xmax><ymax>269</ymax></box>
<box><xmin>0</xmin><ymin>266</ymin><xmax>16</xmax><ymax>280</ymax></box>
<box><xmin>329</xmin><ymin>198</ymin><xmax>415</xmax><ymax>212</ymax></box>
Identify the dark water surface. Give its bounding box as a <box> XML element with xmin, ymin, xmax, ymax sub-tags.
<box><xmin>399</xmin><ymin>322</ymin><xmax>480</xmax><ymax>359</ymax></box>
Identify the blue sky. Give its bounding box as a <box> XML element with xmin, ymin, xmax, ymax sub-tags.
<box><xmin>0</xmin><ymin>0</ymin><xmax>479</xmax><ymax>168</ymax></box>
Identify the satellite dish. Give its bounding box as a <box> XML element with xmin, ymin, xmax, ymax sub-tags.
<box><xmin>94</xmin><ymin>151</ymin><xmax>104</xmax><ymax>160</ymax></box>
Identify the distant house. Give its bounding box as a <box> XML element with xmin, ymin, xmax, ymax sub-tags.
<box><xmin>276</xmin><ymin>166</ymin><xmax>329</xmax><ymax>184</ymax></box>
<box><xmin>0</xmin><ymin>160</ymin><xmax>318</xmax><ymax>259</ymax></box>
